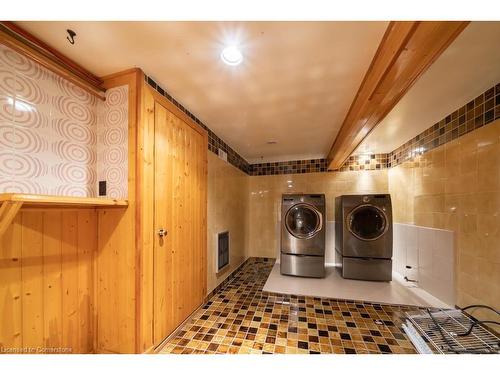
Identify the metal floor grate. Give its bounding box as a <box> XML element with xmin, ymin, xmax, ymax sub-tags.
<box><xmin>404</xmin><ymin>309</ymin><xmax>500</xmax><ymax>354</ymax></box>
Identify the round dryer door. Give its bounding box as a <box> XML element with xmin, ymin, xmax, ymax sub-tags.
<box><xmin>285</xmin><ymin>203</ymin><xmax>323</xmax><ymax>239</ymax></box>
<box><xmin>348</xmin><ymin>204</ymin><xmax>387</xmax><ymax>241</ymax></box>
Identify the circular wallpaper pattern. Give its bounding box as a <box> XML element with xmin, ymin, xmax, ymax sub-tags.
<box><xmin>106</xmin><ymin>87</ymin><xmax>127</xmax><ymax>107</ymax></box>
<box><xmin>52</xmin><ymin>140</ymin><xmax>96</xmax><ymax>164</ymax></box>
<box><xmin>13</xmin><ymin>104</ymin><xmax>48</xmax><ymax>128</ymax></box>
<box><xmin>0</xmin><ymin>152</ymin><xmax>47</xmax><ymax>178</ymax></box>
<box><xmin>105</xmin><ymin>107</ymin><xmax>127</xmax><ymax>127</ymax></box>
<box><xmin>0</xmin><ymin>68</ymin><xmax>18</xmax><ymax>94</ymax></box>
<box><xmin>52</xmin><ymin>118</ymin><xmax>96</xmax><ymax>145</ymax></box>
<box><xmin>15</xmin><ymin>74</ymin><xmax>48</xmax><ymax>105</ymax></box>
<box><xmin>0</xmin><ymin>96</ymin><xmax>14</xmax><ymax>122</ymax></box>
<box><xmin>0</xmin><ymin>125</ymin><xmax>47</xmax><ymax>153</ymax></box>
<box><xmin>53</xmin><ymin>96</ymin><xmax>96</xmax><ymax>124</ymax></box>
<box><xmin>53</xmin><ymin>184</ymin><xmax>90</xmax><ymax>197</ymax></box>
<box><xmin>0</xmin><ymin>179</ymin><xmax>47</xmax><ymax>194</ymax></box>
<box><xmin>54</xmin><ymin>75</ymin><xmax>96</xmax><ymax>106</ymax></box>
<box><xmin>0</xmin><ymin>45</ymin><xmax>103</xmax><ymax>198</ymax></box>
<box><xmin>0</xmin><ymin>46</ymin><xmax>50</xmax><ymax>80</ymax></box>
<box><xmin>104</xmin><ymin>146</ymin><xmax>127</xmax><ymax>165</ymax></box>
<box><xmin>105</xmin><ymin>166</ymin><xmax>126</xmax><ymax>184</ymax></box>
<box><xmin>103</xmin><ymin>127</ymin><xmax>126</xmax><ymax>146</ymax></box>
<box><xmin>51</xmin><ymin>163</ymin><xmax>96</xmax><ymax>184</ymax></box>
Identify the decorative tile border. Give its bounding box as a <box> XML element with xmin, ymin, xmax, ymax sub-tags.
<box><xmin>145</xmin><ymin>74</ymin><xmax>500</xmax><ymax>176</ymax></box>
<box><xmin>249</xmin><ymin>159</ymin><xmax>327</xmax><ymax>176</ymax></box>
<box><xmin>144</xmin><ymin>74</ymin><xmax>250</xmax><ymax>174</ymax></box>
<box><xmin>388</xmin><ymin>83</ymin><xmax>500</xmax><ymax>168</ymax></box>
<box><xmin>339</xmin><ymin>154</ymin><xmax>388</xmax><ymax>172</ymax></box>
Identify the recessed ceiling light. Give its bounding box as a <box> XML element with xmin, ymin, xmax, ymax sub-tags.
<box><xmin>221</xmin><ymin>46</ymin><xmax>243</xmax><ymax>66</ymax></box>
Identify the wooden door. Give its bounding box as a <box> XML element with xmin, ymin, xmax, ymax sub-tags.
<box><xmin>153</xmin><ymin>101</ymin><xmax>207</xmax><ymax>344</ymax></box>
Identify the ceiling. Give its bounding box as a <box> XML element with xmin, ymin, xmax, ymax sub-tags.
<box><xmin>355</xmin><ymin>21</ymin><xmax>500</xmax><ymax>155</ymax></box>
<box><xmin>15</xmin><ymin>21</ymin><xmax>388</xmax><ymax>163</ymax></box>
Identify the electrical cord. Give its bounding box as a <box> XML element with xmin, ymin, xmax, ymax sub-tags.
<box><xmin>426</xmin><ymin>308</ymin><xmax>499</xmax><ymax>354</ymax></box>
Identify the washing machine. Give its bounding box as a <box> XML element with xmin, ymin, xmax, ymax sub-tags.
<box><xmin>335</xmin><ymin>194</ymin><xmax>392</xmax><ymax>281</ymax></box>
<box><xmin>280</xmin><ymin>194</ymin><xmax>325</xmax><ymax>278</ymax></box>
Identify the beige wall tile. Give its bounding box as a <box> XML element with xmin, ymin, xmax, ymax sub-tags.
<box><xmin>247</xmin><ymin>170</ymin><xmax>388</xmax><ymax>258</ymax></box>
<box><xmin>388</xmin><ymin>119</ymin><xmax>500</xmax><ymax>319</ymax></box>
<box><xmin>207</xmin><ymin>152</ymin><xmax>249</xmax><ymax>293</ymax></box>
<box><xmin>207</xmin><ymin>120</ymin><xmax>499</xmax><ymax>320</ymax></box>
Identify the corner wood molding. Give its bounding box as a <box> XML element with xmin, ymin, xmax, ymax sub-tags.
<box><xmin>0</xmin><ymin>21</ymin><xmax>105</xmax><ymax>98</ymax></box>
<box><xmin>327</xmin><ymin>21</ymin><xmax>470</xmax><ymax>171</ymax></box>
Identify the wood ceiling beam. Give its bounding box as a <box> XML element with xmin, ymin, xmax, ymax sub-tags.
<box><xmin>327</xmin><ymin>21</ymin><xmax>469</xmax><ymax>170</ymax></box>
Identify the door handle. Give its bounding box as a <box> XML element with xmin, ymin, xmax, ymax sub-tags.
<box><xmin>158</xmin><ymin>228</ymin><xmax>167</xmax><ymax>238</ymax></box>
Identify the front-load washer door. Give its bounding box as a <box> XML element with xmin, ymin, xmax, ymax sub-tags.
<box><xmin>348</xmin><ymin>204</ymin><xmax>387</xmax><ymax>241</ymax></box>
<box><xmin>286</xmin><ymin>203</ymin><xmax>322</xmax><ymax>239</ymax></box>
<box><xmin>282</xmin><ymin>203</ymin><xmax>325</xmax><ymax>256</ymax></box>
<box><xmin>343</xmin><ymin>204</ymin><xmax>392</xmax><ymax>258</ymax></box>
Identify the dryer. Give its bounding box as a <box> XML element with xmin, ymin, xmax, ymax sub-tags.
<box><xmin>335</xmin><ymin>194</ymin><xmax>392</xmax><ymax>281</ymax></box>
<box><xmin>281</xmin><ymin>194</ymin><xmax>325</xmax><ymax>278</ymax></box>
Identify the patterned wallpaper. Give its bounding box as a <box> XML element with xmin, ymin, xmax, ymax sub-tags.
<box><xmin>97</xmin><ymin>85</ymin><xmax>128</xmax><ymax>198</ymax></box>
<box><xmin>0</xmin><ymin>44</ymin><xmax>128</xmax><ymax>198</ymax></box>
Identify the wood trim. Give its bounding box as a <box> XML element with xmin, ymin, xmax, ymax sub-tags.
<box><xmin>95</xmin><ymin>68</ymin><xmax>141</xmax><ymax>353</ymax></box>
<box><xmin>100</xmin><ymin>68</ymin><xmax>142</xmax><ymax>82</ymax></box>
<box><xmin>0</xmin><ymin>193</ymin><xmax>128</xmax><ymax>208</ymax></box>
<box><xmin>0</xmin><ymin>194</ymin><xmax>126</xmax><ymax>237</ymax></box>
<box><xmin>327</xmin><ymin>21</ymin><xmax>470</xmax><ymax>170</ymax></box>
<box><xmin>0</xmin><ymin>22</ymin><xmax>105</xmax><ymax>98</ymax></box>
<box><xmin>147</xmin><ymin>86</ymin><xmax>209</xmax><ymax>138</ymax></box>
<box><xmin>0</xmin><ymin>201</ymin><xmax>22</xmax><ymax>237</ymax></box>
<box><xmin>136</xmin><ymin>74</ymin><xmax>154</xmax><ymax>353</ymax></box>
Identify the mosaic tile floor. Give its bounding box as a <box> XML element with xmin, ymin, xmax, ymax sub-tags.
<box><xmin>157</xmin><ymin>257</ymin><xmax>422</xmax><ymax>354</ymax></box>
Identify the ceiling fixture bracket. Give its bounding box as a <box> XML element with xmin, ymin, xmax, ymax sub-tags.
<box><xmin>66</xmin><ymin>29</ymin><xmax>76</xmax><ymax>45</ymax></box>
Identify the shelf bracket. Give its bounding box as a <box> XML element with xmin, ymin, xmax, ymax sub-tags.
<box><xmin>0</xmin><ymin>201</ymin><xmax>23</xmax><ymax>237</ymax></box>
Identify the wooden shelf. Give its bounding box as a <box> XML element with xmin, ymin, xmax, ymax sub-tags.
<box><xmin>0</xmin><ymin>193</ymin><xmax>128</xmax><ymax>236</ymax></box>
<box><xmin>0</xmin><ymin>193</ymin><xmax>128</xmax><ymax>207</ymax></box>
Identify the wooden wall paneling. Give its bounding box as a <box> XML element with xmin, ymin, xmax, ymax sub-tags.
<box><xmin>1</xmin><ymin>209</ymin><xmax>97</xmax><ymax>354</ymax></box>
<box><xmin>61</xmin><ymin>211</ymin><xmax>79</xmax><ymax>352</ymax></box>
<box><xmin>137</xmin><ymin>78</ymin><xmax>155</xmax><ymax>352</ymax></box>
<box><xmin>77</xmin><ymin>210</ymin><xmax>95</xmax><ymax>352</ymax></box>
<box><xmin>327</xmin><ymin>21</ymin><xmax>469</xmax><ymax>170</ymax></box>
<box><xmin>187</xmin><ymin>120</ymin><xmax>195</xmax><ymax>313</ymax></box>
<box><xmin>148</xmin><ymin>86</ymin><xmax>208</xmax><ymax>348</ymax></box>
<box><xmin>42</xmin><ymin>211</ymin><xmax>62</xmax><ymax>349</ymax></box>
<box><xmin>192</xmin><ymin>127</ymin><xmax>199</xmax><ymax>307</ymax></box>
<box><xmin>96</xmin><ymin>210</ymin><xmax>111</xmax><ymax>351</ymax></box>
<box><xmin>21</xmin><ymin>212</ymin><xmax>44</xmax><ymax>349</ymax></box>
<box><xmin>96</xmin><ymin>207</ymin><xmax>136</xmax><ymax>353</ymax></box>
<box><xmin>173</xmin><ymin>116</ymin><xmax>184</xmax><ymax>327</ymax></box>
<box><xmin>96</xmin><ymin>69</ymin><xmax>140</xmax><ymax>353</ymax></box>
<box><xmin>200</xmin><ymin>126</ymin><xmax>208</xmax><ymax>300</ymax></box>
<box><xmin>0</xmin><ymin>215</ymin><xmax>23</xmax><ymax>350</ymax></box>
<box><xmin>152</xmin><ymin>102</ymin><xmax>174</xmax><ymax>344</ymax></box>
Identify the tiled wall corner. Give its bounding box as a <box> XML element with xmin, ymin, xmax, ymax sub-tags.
<box><xmin>388</xmin><ymin>83</ymin><xmax>500</xmax><ymax>168</ymax></box>
<box><xmin>207</xmin><ymin>152</ymin><xmax>248</xmax><ymax>293</ymax></box>
<box><xmin>393</xmin><ymin>223</ymin><xmax>455</xmax><ymax>306</ymax></box>
<box><xmin>388</xmin><ymin>117</ymin><xmax>500</xmax><ymax>320</ymax></box>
